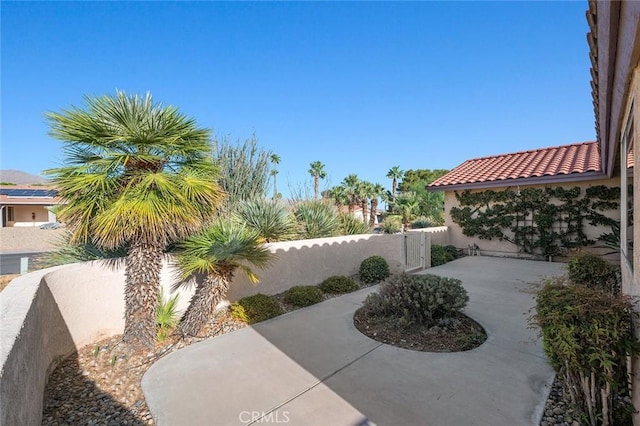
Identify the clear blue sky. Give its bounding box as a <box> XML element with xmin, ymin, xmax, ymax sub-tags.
<box><xmin>2</xmin><ymin>1</ymin><xmax>594</xmax><ymax>197</ymax></box>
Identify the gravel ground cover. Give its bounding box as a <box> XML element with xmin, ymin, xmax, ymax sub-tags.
<box><xmin>0</xmin><ymin>227</ymin><xmax>65</xmax><ymax>252</ymax></box>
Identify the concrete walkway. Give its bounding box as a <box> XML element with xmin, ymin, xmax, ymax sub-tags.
<box><xmin>142</xmin><ymin>257</ymin><xmax>565</xmax><ymax>426</ymax></box>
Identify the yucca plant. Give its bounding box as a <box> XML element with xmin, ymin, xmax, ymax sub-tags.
<box><xmin>294</xmin><ymin>200</ymin><xmax>339</xmax><ymax>239</ymax></box>
<box><xmin>156</xmin><ymin>289</ymin><xmax>180</xmax><ymax>342</ymax></box>
<box><xmin>45</xmin><ymin>91</ymin><xmax>225</xmax><ymax>350</ymax></box>
<box><xmin>174</xmin><ymin>219</ymin><xmax>272</xmax><ymax>336</ymax></box>
<box><xmin>234</xmin><ymin>199</ymin><xmax>297</xmax><ymax>242</ymax></box>
<box><xmin>338</xmin><ymin>212</ymin><xmax>370</xmax><ymax>235</ymax></box>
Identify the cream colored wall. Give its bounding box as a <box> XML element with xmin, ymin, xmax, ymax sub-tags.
<box><xmin>443</xmin><ymin>178</ymin><xmax>621</xmax><ymax>259</ymax></box>
<box><xmin>6</xmin><ymin>205</ymin><xmax>52</xmax><ymax>227</ymax></box>
<box><xmin>0</xmin><ymin>233</ymin><xmax>406</xmax><ymax>424</ymax></box>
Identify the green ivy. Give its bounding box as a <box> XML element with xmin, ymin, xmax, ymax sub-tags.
<box><xmin>450</xmin><ymin>186</ymin><xmax>620</xmax><ymax>258</ymax></box>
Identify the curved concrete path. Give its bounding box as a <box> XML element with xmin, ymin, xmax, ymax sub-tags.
<box><xmin>142</xmin><ymin>257</ymin><xmax>564</xmax><ymax>426</ymax></box>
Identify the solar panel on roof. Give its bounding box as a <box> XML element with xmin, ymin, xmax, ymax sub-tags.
<box><xmin>0</xmin><ymin>188</ymin><xmax>58</xmax><ymax>197</ymax></box>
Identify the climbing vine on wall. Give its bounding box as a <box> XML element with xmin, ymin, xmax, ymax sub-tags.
<box><xmin>449</xmin><ymin>186</ymin><xmax>620</xmax><ymax>258</ymax></box>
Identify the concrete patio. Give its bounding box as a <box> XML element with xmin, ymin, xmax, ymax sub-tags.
<box><xmin>142</xmin><ymin>256</ymin><xmax>565</xmax><ymax>426</ymax></box>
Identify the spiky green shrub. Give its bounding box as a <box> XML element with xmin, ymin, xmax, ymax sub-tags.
<box><xmin>319</xmin><ymin>276</ymin><xmax>358</xmax><ymax>294</ymax></box>
<box><xmin>362</xmin><ymin>273</ymin><xmax>468</xmax><ymax>328</ymax></box>
<box><xmin>234</xmin><ymin>199</ymin><xmax>297</xmax><ymax>242</ymax></box>
<box><xmin>359</xmin><ymin>255</ymin><xmax>390</xmax><ymax>283</ymax></box>
<box><xmin>283</xmin><ymin>285</ymin><xmax>323</xmax><ymax>307</ymax></box>
<box><xmin>338</xmin><ymin>212</ymin><xmax>370</xmax><ymax>235</ymax></box>
<box><xmin>411</xmin><ymin>217</ymin><xmax>434</xmax><ymax>229</ymax></box>
<box><xmin>294</xmin><ymin>200</ymin><xmax>339</xmax><ymax>239</ymax></box>
<box><xmin>157</xmin><ymin>289</ymin><xmax>180</xmax><ymax>341</ymax></box>
<box><xmin>533</xmin><ymin>280</ymin><xmax>638</xmax><ymax>425</ymax></box>
<box><xmin>567</xmin><ymin>253</ymin><xmax>620</xmax><ymax>294</ymax></box>
<box><xmin>42</xmin><ymin>231</ymin><xmax>127</xmax><ymax>267</ymax></box>
<box><xmin>381</xmin><ymin>215</ymin><xmax>402</xmax><ymax>234</ymax></box>
<box><xmin>431</xmin><ymin>244</ymin><xmax>455</xmax><ymax>266</ymax></box>
<box><xmin>230</xmin><ymin>294</ymin><xmax>283</xmax><ymax>324</ymax></box>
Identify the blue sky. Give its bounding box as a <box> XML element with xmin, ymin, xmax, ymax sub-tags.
<box><xmin>2</xmin><ymin>1</ymin><xmax>594</xmax><ymax>197</ymax></box>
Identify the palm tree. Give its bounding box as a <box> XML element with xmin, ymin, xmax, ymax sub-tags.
<box><xmin>369</xmin><ymin>183</ymin><xmax>386</xmax><ymax>226</ymax></box>
<box><xmin>329</xmin><ymin>185</ymin><xmax>349</xmax><ymax>209</ymax></box>
<box><xmin>45</xmin><ymin>91</ymin><xmax>224</xmax><ymax>350</ymax></box>
<box><xmin>308</xmin><ymin>161</ymin><xmax>327</xmax><ymax>200</ymax></box>
<box><xmin>393</xmin><ymin>192</ymin><xmax>420</xmax><ymax>228</ymax></box>
<box><xmin>175</xmin><ymin>219</ymin><xmax>271</xmax><ymax>336</ymax></box>
<box><xmin>386</xmin><ymin>166</ymin><xmax>404</xmax><ymax>203</ymax></box>
<box><xmin>342</xmin><ymin>174</ymin><xmax>360</xmax><ymax>214</ymax></box>
<box><xmin>357</xmin><ymin>181</ymin><xmax>373</xmax><ymax>224</ymax></box>
<box><xmin>270</xmin><ymin>154</ymin><xmax>281</xmax><ymax>199</ymax></box>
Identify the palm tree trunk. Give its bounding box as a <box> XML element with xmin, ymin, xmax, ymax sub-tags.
<box><xmin>361</xmin><ymin>199</ymin><xmax>368</xmax><ymax>223</ymax></box>
<box><xmin>179</xmin><ymin>272</ymin><xmax>232</xmax><ymax>337</ymax></box>
<box><xmin>123</xmin><ymin>242</ymin><xmax>164</xmax><ymax>350</ymax></box>
<box><xmin>273</xmin><ymin>175</ymin><xmax>278</xmax><ymax>199</ymax></box>
<box><xmin>314</xmin><ymin>175</ymin><xmax>319</xmax><ymax>200</ymax></box>
<box><xmin>370</xmin><ymin>199</ymin><xmax>378</xmax><ymax>226</ymax></box>
<box><xmin>392</xmin><ymin>177</ymin><xmax>397</xmax><ymax>202</ymax></box>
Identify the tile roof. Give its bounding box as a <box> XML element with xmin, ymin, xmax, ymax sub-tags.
<box><xmin>428</xmin><ymin>142</ymin><xmax>603</xmax><ymax>190</ymax></box>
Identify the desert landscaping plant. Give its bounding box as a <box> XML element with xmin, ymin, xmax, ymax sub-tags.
<box><xmin>319</xmin><ymin>275</ymin><xmax>358</xmax><ymax>294</ymax></box>
<box><xmin>381</xmin><ymin>215</ymin><xmax>402</xmax><ymax>234</ymax></box>
<box><xmin>431</xmin><ymin>244</ymin><xmax>456</xmax><ymax>266</ymax></box>
<box><xmin>156</xmin><ymin>289</ymin><xmax>180</xmax><ymax>342</ymax></box>
<box><xmin>230</xmin><ymin>293</ymin><xmax>283</xmax><ymax>324</ymax></box>
<box><xmin>534</xmin><ymin>280</ymin><xmax>638</xmax><ymax>425</ymax></box>
<box><xmin>45</xmin><ymin>91</ymin><xmax>225</xmax><ymax>350</ymax></box>
<box><xmin>283</xmin><ymin>285</ymin><xmax>323</xmax><ymax>307</ymax></box>
<box><xmin>174</xmin><ymin>219</ymin><xmax>272</xmax><ymax>336</ymax></box>
<box><xmin>362</xmin><ymin>273</ymin><xmax>469</xmax><ymax>328</ymax></box>
<box><xmin>359</xmin><ymin>255</ymin><xmax>390</xmax><ymax>283</ymax></box>
<box><xmin>567</xmin><ymin>252</ymin><xmax>621</xmax><ymax>295</ymax></box>
<box><xmin>234</xmin><ymin>198</ymin><xmax>297</xmax><ymax>243</ymax></box>
<box><xmin>338</xmin><ymin>212</ymin><xmax>370</xmax><ymax>235</ymax></box>
<box><xmin>294</xmin><ymin>200</ymin><xmax>339</xmax><ymax>239</ymax></box>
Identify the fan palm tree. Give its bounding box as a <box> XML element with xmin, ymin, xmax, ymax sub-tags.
<box><xmin>357</xmin><ymin>181</ymin><xmax>373</xmax><ymax>224</ymax></box>
<box><xmin>45</xmin><ymin>91</ymin><xmax>225</xmax><ymax>350</ymax></box>
<box><xmin>270</xmin><ymin>154</ymin><xmax>281</xmax><ymax>199</ymax></box>
<box><xmin>386</xmin><ymin>166</ymin><xmax>404</xmax><ymax>203</ymax></box>
<box><xmin>329</xmin><ymin>185</ymin><xmax>349</xmax><ymax>209</ymax></box>
<box><xmin>342</xmin><ymin>174</ymin><xmax>360</xmax><ymax>214</ymax></box>
<box><xmin>369</xmin><ymin>183</ymin><xmax>386</xmax><ymax>226</ymax></box>
<box><xmin>308</xmin><ymin>161</ymin><xmax>327</xmax><ymax>200</ymax></box>
<box><xmin>175</xmin><ymin>219</ymin><xmax>272</xmax><ymax>336</ymax></box>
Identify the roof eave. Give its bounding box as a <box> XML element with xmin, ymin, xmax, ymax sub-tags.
<box><xmin>426</xmin><ymin>171</ymin><xmax>609</xmax><ymax>192</ymax></box>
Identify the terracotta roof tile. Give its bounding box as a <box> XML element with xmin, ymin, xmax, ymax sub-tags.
<box><xmin>429</xmin><ymin>142</ymin><xmax>602</xmax><ymax>189</ymax></box>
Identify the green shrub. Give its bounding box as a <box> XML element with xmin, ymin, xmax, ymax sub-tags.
<box><xmin>294</xmin><ymin>200</ymin><xmax>340</xmax><ymax>239</ymax></box>
<box><xmin>234</xmin><ymin>199</ymin><xmax>297</xmax><ymax>242</ymax></box>
<box><xmin>359</xmin><ymin>255</ymin><xmax>390</xmax><ymax>283</ymax></box>
<box><xmin>411</xmin><ymin>217</ymin><xmax>434</xmax><ymax>229</ymax></box>
<box><xmin>431</xmin><ymin>244</ymin><xmax>455</xmax><ymax>266</ymax></box>
<box><xmin>157</xmin><ymin>289</ymin><xmax>180</xmax><ymax>341</ymax></box>
<box><xmin>319</xmin><ymin>276</ymin><xmax>359</xmax><ymax>294</ymax></box>
<box><xmin>363</xmin><ymin>273</ymin><xmax>468</xmax><ymax>328</ymax></box>
<box><xmin>230</xmin><ymin>294</ymin><xmax>283</xmax><ymax>324</ymax></box>
<box><xmin>338</xmin><ymin>212</ymin><xmax>370</xmax><ymax>235</ymax></box>
<box><xmin>381</xmin><ymin>216</ymin><xmax>402</xmax><ymax>234</ymax></box>
<box><xmin>567</xmin><ymin>252</ymin><xmax>620</xmax><ymax>294</ymax></box>
<box><xmin>283</xmin><ymin>285</ymin><xmax>323</xmax><ymax>307</ymax></box>
<box><xmin>444</xmin><ymin>245</ymin><xmax>458</xmax><ymax>260</ymax></box>
<box><xmin>533</xmin><ymin>280</ymin><xmax>638</xmax><ymax>425</ymax></box>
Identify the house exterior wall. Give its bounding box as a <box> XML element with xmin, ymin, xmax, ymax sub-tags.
<box><xmin>443</xmin><ymin>178</ymin><xmax>621</xmax><ymax>259</ymax></box>
<box><xmin>3</xmin><ymin>205</ymin><xmax>53</xmax><ymax>227</ymax></box>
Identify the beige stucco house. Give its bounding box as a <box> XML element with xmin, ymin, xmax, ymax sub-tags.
<box><xmin>0</xmin><ymin>186</ymin><xmax>61</xmax><ymax>227</ymax></box>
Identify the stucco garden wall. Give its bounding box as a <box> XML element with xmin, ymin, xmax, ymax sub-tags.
<box><xmin>443</xmin><ymin>178</ymin><xmax>621</xmax><ymax>260</ymax></box>
<box><xmin>0</xmin><ymin>233</ymin><xmax>405</xmax><ymax>425</ymax></box>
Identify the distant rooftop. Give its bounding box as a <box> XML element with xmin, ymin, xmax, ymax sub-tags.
<box><xmin>428</xmin><ymin>141</ymin><xmax>605</xmax><ymax>191</ymax></box>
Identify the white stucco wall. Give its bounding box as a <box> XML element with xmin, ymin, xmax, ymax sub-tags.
<box><xmin>443</xmin><ymin>178</ymin><xmax>621</xmax><ymax>260</ymax></box>
<box><xmin>0</xmin><ymin>233</ymin><xmax>406</xmax><ymax>425</ymax></box>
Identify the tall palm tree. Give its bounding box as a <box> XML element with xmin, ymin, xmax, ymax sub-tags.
<box><xmin>386</xmin><ymin>166</ymin><xmax>404</xmax><ymax>203</ymax></box>
<box><xmin>329</xmin><ymin>185</ymin><xmax>349</xmax><ymax>209</ymax></box>
<box><xmin>175</xmin><ymin>219</ymin><xmax>271</xmax><ymax>336</ymax></box>
<box><xmin>369</xmin><ymin>183</ymin><xmax>386</xmax><ymax>226</ymax></box>
<box><xmin>308</xmin><ymin>161</ymin><xmax>327</xmax><ymax>200</ymax></box>
<box><xmin>270</xmin><ymin>154</ymin><xmax>281</xmax><ymax>199</ymax></box>
<box><xmin>45</xmin><ymin>91</ymin><xmax>225</xmax><ymax>350</ymax></box>
<box><xmin>342</xmin><ymin>174</ymin><xmax>360</xmax><ymax>214</ymax></box>
<box><xmin>357</xmin><ymin>181</ymin><xmax>373</xmax><ymax>224</ymax></box>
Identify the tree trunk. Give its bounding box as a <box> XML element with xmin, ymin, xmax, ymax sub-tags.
<box><xmin>123</xmin><ymin>242</ymin><xmax>164</xmax><ymax>351</ymax></box>
<box><xmin>361</xmin><ymin>199</ymin><xmax>368</xmax><ymax>223</ymax></box>
<box><xmin>273</xmin><ymin>175</ymin><xmax>278</xmax><ymax>199</ymax></box>
<box><xmin>314</xmin><ymin>175</ymin><xmax>319</xmax><ymax>200</ymax></box>
<box><xmin>370</xmin><ymin>199</ymin><xmax>378</xmax><ymax>226</ymax></box>
<box><xmin>392</xmin><ymin>177</ymin><xmax>397</xmax><ymax>202</ymax></box>
<box><xmin>179</xmin><ymin>272</ymin><xmax>232</xmax><ymax>337</ymax></box>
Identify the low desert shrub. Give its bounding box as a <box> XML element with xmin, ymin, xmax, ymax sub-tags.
<box><xmin>319</xmin><ymin>275</ymin><xmax>358</xmax><ymax>294</ymax></box>
<box><xmin>444</xmin><ymin>245</ymin><xmax>458</xmax><ymax>260</ymax></box>
<box><xmin>533</xmin><ymin>279</ymin><xmax>638</xmax><ymax>425</ymax></box>
<box><xmin>567</xmin><ymin>252</ymin><xmax>620</xmax><ymax>294</ymax></box>
<box><xmin>362</xmin><ymin>273</ymin><xmax>468</xmax><ymax>328</ymax></box>
<box><xmin>157</xmin><ymin>289</ymin><xmax>180</xmax><ymax>341</ymax></box>
<box><xmin>359</xmin><ymin>255</ymin><xmax>390</xmax><ymax>283</ymax></box>
<box><xmin>230</xmin><ymin>294</ymin><xmax>283</xmax><ymax>324</ymax></box>
<box><xmin>381</xmin><ymin>215</ymin><xmax>402</xmax><ymax>234</ymax></box>
<box><xmin>431</xmin><ymin>244</ymin><xmax>455</xmax><ymax>266</ymax></box>
<box><xmin>411</xmin><ymin>217</ymin><xmax>434</xmax><ymax>229</ymax></box>
<box><xmin>283</xmin><ymin>285</ymin><xmax>323</xmax><ymax>307</ymax></box>
<box><xmin>338</xmin><ymin>212</ymin><xmax>370</xmax><ymax>235</ymax></box>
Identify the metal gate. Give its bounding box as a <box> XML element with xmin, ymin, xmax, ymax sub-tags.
<box><xmin>404</xmin><ymin>231</ymin><xmax>430</xmax><ymax>272</ymax></box>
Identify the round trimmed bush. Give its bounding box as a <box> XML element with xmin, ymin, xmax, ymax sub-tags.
<box><xmin>359</xmin><ymin>255</ymin><xmax>390</xmax><ymax>283</ymax></box>
<box><xmin>284</xmin><ymin>285</ymin><xmax>323</xmax><ymax>307</ymax></box>
<box><xmin>319</xmin><ymin>276</ymin><xmax>358</xmax><ymax>294</ymax></box>
<box><xmin>230</xmin><ymin>294</ymin><xmax>283</xmax><ymax>324</ymax></box>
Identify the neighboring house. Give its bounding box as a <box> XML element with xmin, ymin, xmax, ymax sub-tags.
<box><xmin>427</xmin><ymin>141</ymin><xmax>620</xmax><ymax>258</ymax></box>
<box><xmin>0</xmin><ymin>186</ymin><xmax>62</xmax><ymax>227</ymax></box>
